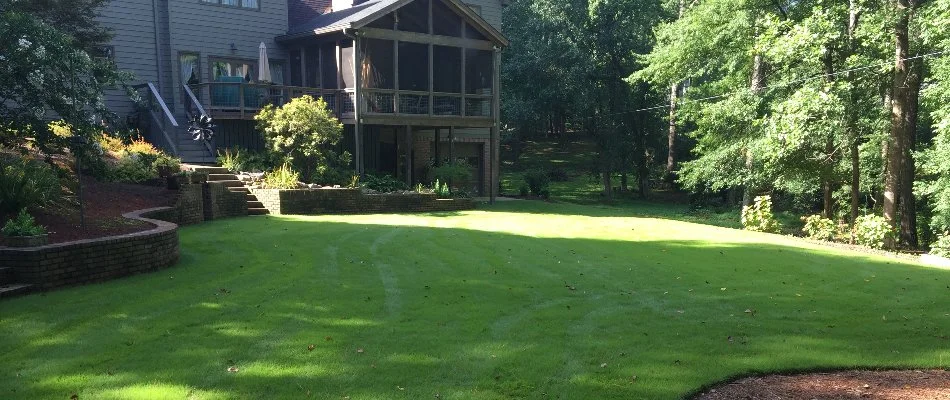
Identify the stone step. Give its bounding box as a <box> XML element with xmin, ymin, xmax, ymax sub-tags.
<box><xmin>0</xmin><ymin>284</ymin><xmax>33</xmax><ymax>299</ymax></box>
<box><xmin>0</xmin><ymin>267</ymin><xmax>11</xmax><ymax>286</ymax></box>
<box><xmin>247</xmin><ymin>201</ymin><xmax>265</xmax><ymax>209</ymax></box>
<box><xmin>215</xmin><ymin>180</ymin><xmax>245</xmax><ymax>188</ymax></box>
<box><xmin>245</xmin><ymin>193</ymin><xmax>259</xmax><ymax>201</ymax></box>
<box><xmin>179</xmin><ymin>156</ymin><xmax>217</xmax><ymax>164</ymax></box>
<box><xmin>186</xmin><ymin>166</ymin><xmax>230</xmax><ymax>174</ymax></box>
<box><xmin>229</xmin><ymin>187</ymin><xmax>250</xmax><ymax>194</ymax></box>
<box><xmin>208</xmin><ymin>174</ymin><xmax>238</xmax><ymax>182</ymax></box>
<box><xmin>248</xmin><ymin>208</ymin><xmax>270</xmax><ymax>216</ymax></box>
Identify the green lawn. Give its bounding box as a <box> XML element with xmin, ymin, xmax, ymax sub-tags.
<box><xmin>1</xmin><ymin>201</ymin><xmax>949</xmax><ymax>399</ymax></box>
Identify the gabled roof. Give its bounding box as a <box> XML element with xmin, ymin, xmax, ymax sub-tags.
<box><xmin>279</xmin><ymin>0</ymin><xmax>508</xmax><ymax>47</ymax></box>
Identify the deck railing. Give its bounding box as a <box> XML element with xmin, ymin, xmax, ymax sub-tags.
<box><xmin>187</xmin><ymin>82</ymin><xmax>351</xmax><ymax>120</ymax></box>
<box><xmin>187</xmin><ymin>83</ymin><xmax>490</xmax><ymax>121</ymax></box>
<box><xmin>361</xmin><ymin>89</ymin><xmax>492</xmax><ymax>117</ymax></box>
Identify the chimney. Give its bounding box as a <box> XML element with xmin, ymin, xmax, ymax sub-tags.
<box><xmin>288</xmin><ymin>0</ymin><xmax>332</xmax><ymax>27</ymax></box>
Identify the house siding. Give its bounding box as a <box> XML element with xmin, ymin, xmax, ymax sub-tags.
<box><xmin>166</xmin><ymin>0</ymin><xmax>289</xmax><ymax>117</ymax></box>
<box><xmin>464</xmin><ymin>0</ymin><xmax>503</xmax><ymax>31</ymax></box>
<box><xmin>98</xmin><ymin>0</ymin><xmax>161</xmax><ymax>119</ymax></box>
<box><xmin>98</xmin><ymin>0</ymin><xmax>289</xmax><ymax>121</ymax></box>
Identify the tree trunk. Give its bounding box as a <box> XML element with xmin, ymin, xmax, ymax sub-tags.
<box><xmin>742</xmin><ymin>53</ymin><xmax>766</xmax><ymax>209</ymax></box>
<box><xmin>848</xmin><ymin>1</ymin><xmax>861</xmax><ymax>223</ymax></box>
<box><xmin>850</xmin><ymin>140</ymin><xmax>861</xmax><ymax>223</ymax></box>
<box><xmin>620</xmin><ymin>172</ymin><xmax>628</xmax><ymax>193</ymax></box>
<box><xmin>823</xmin><ymin>180</ymin><xmax>834</xmax><ymax>219</ymax></box>
<box><xmin>899</xmin><ymin>60</ymin><xmax>922</xmax><ymax>248</ymax></box>
<box><xmin>886</xmin><ymin>0</ymin><xmax>920</xmax><ymax>248</ymax></box>
<box><xmin>667</xmin><ymin>82</ymin><xmax>677</xmax><ymax>179</ymax></box>
<box><xmin>603</xmin><ymin>171</ymin><xmax>613</xmax><ymax>199</ymax></box>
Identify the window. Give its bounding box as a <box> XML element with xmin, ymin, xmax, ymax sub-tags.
<box><xmin>363</xmin><ymin>39</ymin><xmax>394</xmax><ymax>89</ymax></box>
<box><xmin>433</xmin><ymin>46</ymin><xmax>461</xmax><ymax>93</ymax></box>
<box><xmin>201</xmin><ymin>0</ymin><xmax>259</xmax><ymax>9</ymax></box>
<box><xmin>211</xmin><ymin>58</ymin><xmax>256</xmax><ymax>82</ymax></box>
<box><xmin>180</xmin><ymin>53</ymin><xmax>200</xmax><ymax>85</ymax></box>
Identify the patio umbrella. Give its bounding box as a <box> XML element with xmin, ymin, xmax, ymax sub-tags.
<box><xmin>258</xmin><ymin>42</ymin><xmax>272</xmax><ymax>83</ymax></box>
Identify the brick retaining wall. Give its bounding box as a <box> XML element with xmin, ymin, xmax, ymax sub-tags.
<box><xmin>0</xmin><ymin>208</ymin><xmax>179</xmax><ymax>290</ymax></box>
<box><xmin>251</xmin><ymin>188</ymin><xmax>475</xmax><ymax>215</ymax></box>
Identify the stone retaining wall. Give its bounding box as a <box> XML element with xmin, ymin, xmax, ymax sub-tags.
<box><xmin>0</xmin><ymin>208</ymin><xmax>179</xmax><ymax>290</ymax></box>
<box><xmin>251</xmin><ymin>188</ymin><xmax>475</xmax><ymax>215</ymax></box>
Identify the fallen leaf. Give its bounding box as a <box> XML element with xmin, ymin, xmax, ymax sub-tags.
<box><xmin>325</xmin><ymin>336</ymin><xmax>333</xmax><ymax>341</ymax></box>
<box><xmin>720</xmin><ymin>287</ymin><xmax>727</xmax><ymax>291</ymax></box>
<box><xmin>600</xmin><ymin>363</ymin><xmax>608</xmax><ymax>368</ymax></box>
<box><xmin>70</xmin><ymin>395</ymin><xmax>79</xmax><ymax>400</ymax></box>
<box><xmin>308</xmin><ymin>344</ymin><xmax>315</xmax><ymax>351</ymax></box>
<box><xmin>227</xmin><ymin>366</ymin><xmax>239</xmax><ymax>373</ymax></box>
<box><xmin>356</xmin><ymin>348</ymin><xmax>364</xmax><ymax>354</ymax></box>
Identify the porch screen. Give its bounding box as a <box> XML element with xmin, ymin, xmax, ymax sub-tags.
<box><xmin>362</xmin><ymin>39</ymin><xmax>394</xmax><ymax>89</ymax></box>
<box><xmin>432</xmin><ymin>0</ymin><xmax>462</xmax><ymax>37</ymax></box>
<box><xmin>398</xmin><ymin>42</ymin><xmax>429</xmax><ymax>91</ymax></box>
<box><xmin>465</xmin><ymin>49</ymin><xmax>492</xmax><ymax>94</ymax></box>
<box><xmin>433</xmin><ymin>46</ymin><xmax>461</xmax><ymax>93</ymax></box>
<box><xmin>396</xmin><ymin>0</ymin><xmax>429</xmax><ymax>33</ymax></box>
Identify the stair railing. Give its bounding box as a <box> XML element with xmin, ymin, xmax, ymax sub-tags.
<box><xmin>183</xmin><ymin>83</ymin><xmax>216</xmax><ymax>158</ymax></box>
<box><xmin>133</xmin><ymin>82</ymin><xmax>179</xmax><ymax>156</ymax></box>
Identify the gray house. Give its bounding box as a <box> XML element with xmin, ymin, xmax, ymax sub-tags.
<box><xmin>98</xmin><ymin>0</ymin><xmax>508</xmax><ymax>197</ymax></box>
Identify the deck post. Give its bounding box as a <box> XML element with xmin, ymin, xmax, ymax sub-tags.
<box><xmin>354</xmin><ymin>35</ymin><xmax>364</xmax><ymax>175</ymax></box>
<box><xmin>406</xmin><ymin>125</ymin><xmax>414</xmax><ymax>186</ymax></box>
<box><xmin>434</xmin><ymin>128</ymin><xmax>441</xmax><ymax>167</ymax></box>
<box><xmin>490</xmin><ymin>47</ymin><xmax>501</xmax><ymax>204</ymax></box>
<box><xmin>449</xmin><ymin>126</ymin><xmax>455</xmax><ymax>164</ymax></box>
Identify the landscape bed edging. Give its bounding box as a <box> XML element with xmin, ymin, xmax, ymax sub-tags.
<box><xmin>0</xmin><ymin>207</ymin><xmax>180</xmax><ymax>291</ymax></box>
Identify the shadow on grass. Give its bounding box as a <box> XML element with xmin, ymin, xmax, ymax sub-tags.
<box><xmin>1</xmin><ymin>213</ymin><xmax>948</xmax><ymax>399</ymax></box>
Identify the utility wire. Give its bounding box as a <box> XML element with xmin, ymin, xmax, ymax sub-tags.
<box><xmin>606</xmin><ymin>49</ymin><xmax>950</xmax><ymax>117</ymax></box>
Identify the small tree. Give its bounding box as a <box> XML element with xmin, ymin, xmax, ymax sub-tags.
<box><xmin>255</xmin><ymin>95</ymin><xmax>346</xmax><ymax>183</ymax></box>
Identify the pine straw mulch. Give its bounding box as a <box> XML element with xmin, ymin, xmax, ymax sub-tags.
<box><xmin>2</xmin><ymin>175</ymin><xmax>177</xmax><ymax>245</ymax></box>
<box><xmin>692</xmin><ymin>369</ymin><xmax>950</xmax><ymax>400</ymax></box>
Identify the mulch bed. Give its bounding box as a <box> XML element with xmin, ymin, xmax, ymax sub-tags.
<box><xmin>4</xmin><ymin>176</ymin><xmax>178</xmax><ymax>245</ymax></box>
<box><xmin>693</xmin><ymin>370</ymin><xmax>950</xmax><ymax>400</ymax></box>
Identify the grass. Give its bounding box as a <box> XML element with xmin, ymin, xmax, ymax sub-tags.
<box><xmin>1</xmin><ymin>201</ymin><xmax>948</xmax><ymax>399</ymax></box>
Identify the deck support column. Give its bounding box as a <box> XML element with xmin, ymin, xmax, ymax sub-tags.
<box><xmin>405</xmin><ymin>125</ymin><xmax>414</xmax><ymax>186</ymax></box>
<box><xmin>434</xmin><ymin>128</ymin><xmax>441</xmax><ymax>167</ymax></box>
<box><xmin>353</xmin><ymin>35</ymin><xmax>364</xmax><ymax>176</ymax></box>
<box><xmin>490</xmin><ymin>47</ymin><xmax>501</xmax><ymax>204</ymax></box>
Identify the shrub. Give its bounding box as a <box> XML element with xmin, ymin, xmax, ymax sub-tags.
<box><xmin>519</xmin><ymin>183</ymin><xmax>530</xmax><ymax>197</ymax></box>
<box><xmin>523</xmin><ymin>169</ymin><xmax>551</xmax><ymax>198</ymax></box>
<box><xmin>125</xmin><ymin>138</ymin><xmax>161</xmax><ymax>155</ymax></box>
<box><xmin>255</xmin><ymin>95</ymin><xmax>345</xmax><ymax>182</ymax></box>
<box><xmin>362</xmin><ymin>174</ymin><xmax>409</xmax><ymax>193</ymax></box>
<box><xmin>930</xmin><ymin>233</ymin><xmax>950</xmax><ymax>258</ymax></box>
<box><xmin>154</xmin><ymin>154</ymin><xmax>181</xmax><ymax>177</ymax></box>
<box><xmin>217</xmin><ymin>148</ymin><xmax>244</xmax><ymax>172</ymax></box>
<box><xmin>433</xmin><ymin>179</ymin><xmax>451</xmax><ymax>199</ymax></box>
<box><xmin>801</xmin><ymin>214</ymin><xmax>837</xmax><ymax>241</ymax></box>
<box><xmin>741</xmin><ymin>195</ymin><xmax>782</xmax><ymax>233</ymax></box>
<box><xmin>109</xmin><ymin>153</ymin><xmax>155</xmax><ymax>183</ymax></box>
<box><xmin>312</xmin><ymin>151</ymin><xmax>354</xmax><ymax>186</ymax></box>
<box><xmin>2</xmin><ymin>208</ymin><xmax>46</xmax><ymax>237</ymax></box>
<box><xmin>263</xmin><ymin>163</ymin><xmax>300</xmax><ymax>189</ymax></box>
<box><xmin>431</xmin><ymin>161</ymin><xmax>471</xmax><ymax>186</ymax></box>
<box><xmin>547</xmin><ymin>166</ymin><xmax>569</xmax><ymax>182</ymax></box>
<box><xmin>0</xmin><ymin>154</ymin><xmax>61</xmax><ymax>214</ymax></box>
<box><xmin>242</xmin><ymin>150</ymin><xmax>285</xmax><ymax>173</ymax></box>
<box><xmin>853</xmin><ymin>215</ymin><xmax>895</xmax><ymax>250</ymax></box>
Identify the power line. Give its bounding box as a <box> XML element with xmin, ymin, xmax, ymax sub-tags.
<box><xmin>605</xmin><ymin>49</ymin><xmax>950</xmax><ymax>117</ymax></box>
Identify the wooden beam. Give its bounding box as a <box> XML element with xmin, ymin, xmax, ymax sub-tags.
<box><xmin>461</xmin><ymin>47</ymin><xmax>466</xmax><ymax>116</ymax></box>
<box><xmin>449</xmin><ymin>126</ymin><xmax>455</xmax><ymax>165</ymax></box>
<box><xmin>336</xmin><ymin>40</ymin><xmax>343</xmax><ymax>89</ymax></box>
<box><xmin>428</xmin><ymin>43</ymin><xmax>434</xmax><ymax>116</ymax></box>
<box><xmin>360</xmin><ymin>115</ymin><xmax>494</xmax><ymax>128</ymax></box>
<box><xmin>361</xmin><ymin>27</ymin><xmax>494</xmax><ymax>51</ymax></box>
